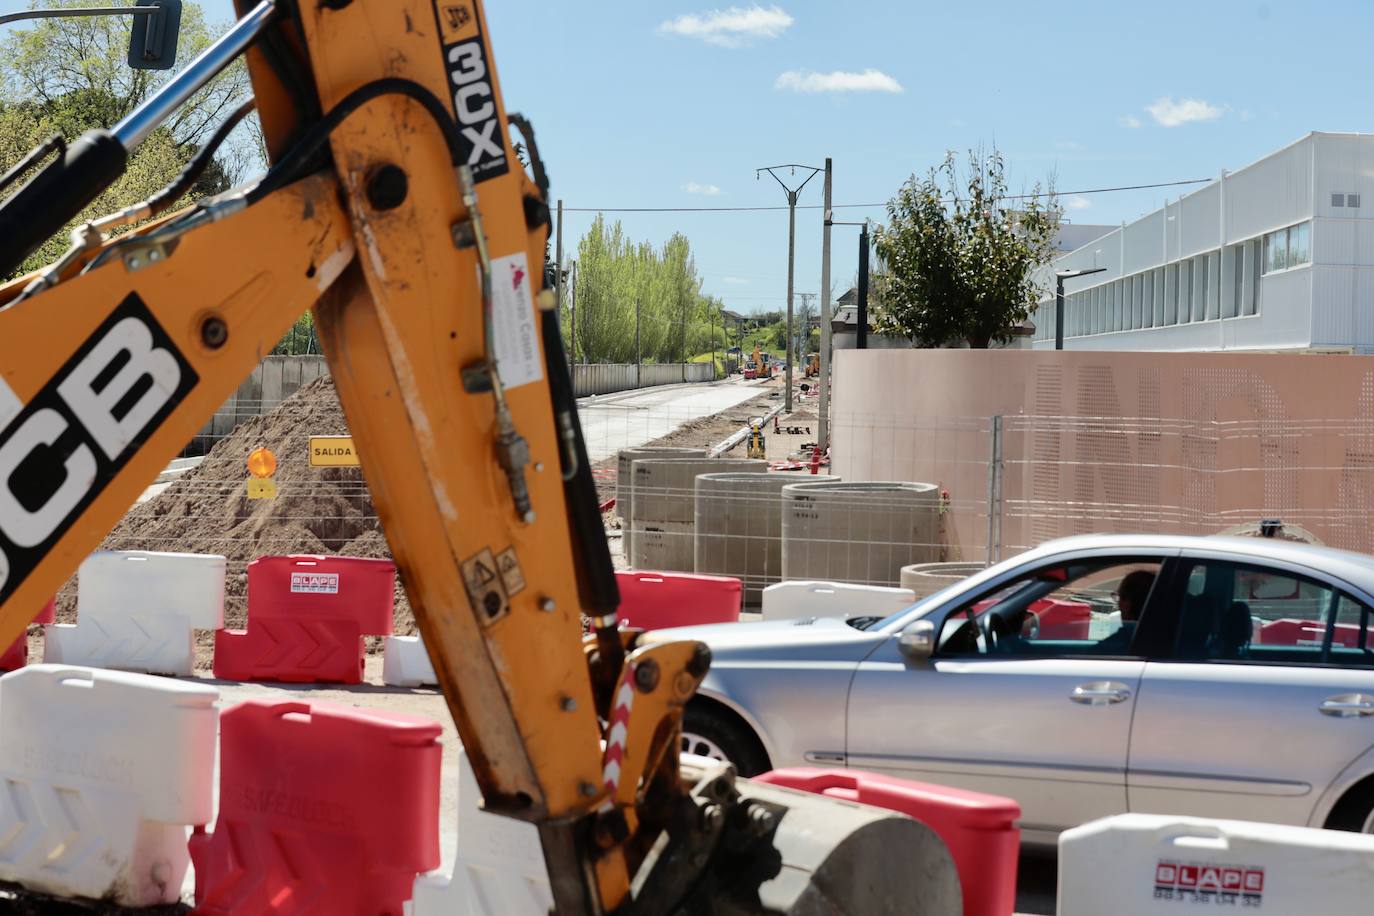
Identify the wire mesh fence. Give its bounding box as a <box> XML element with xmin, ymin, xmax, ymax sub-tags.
<box><xmin>833</xmin><ymin>410</ymin><xmax>1374</xmax><ymax>563</ymax></box>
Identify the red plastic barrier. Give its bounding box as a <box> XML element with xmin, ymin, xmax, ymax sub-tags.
<box><xmin>190</xmin><ymin>700</ymin><xmax>441</xmax><ymax>915</ymax></box>
<box><xmin>1259</xmin><ymin>617</ymin><xmax>1371</xmax><ymax>647</ymax></box>
<box><xmin>615</xmin><ymin>570</ymin><xmax>741</xmax><ymax>629</ymax></box>
<box><xmin>755</xmin><ymin>767</ymin><xmax>1020</xmax><ymax>916</ymax></box>
<box><xmin>973</xmin><ymin>596</ymin><xmax>1091</xmax><ymax>640</ymax></box>
<box><xmin>214</xmin><ymin>555</ymin><xmax>395</xmax><ymax>684</ymax></box>
<box><xmin>1026</xmin><ymin>598</ymin><xmax>1091</xmax><ymax>639</ymax></box>
<box><xmin>0</xmin><ymin>598</ymin><xmax>56</xmax><ymax>671</ymax></box>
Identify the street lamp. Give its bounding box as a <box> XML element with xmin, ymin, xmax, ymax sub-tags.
<box><xmin>1054</xmin><ymin>267</ymin><xmax>1107</xmax><ymax>350</ymax></box>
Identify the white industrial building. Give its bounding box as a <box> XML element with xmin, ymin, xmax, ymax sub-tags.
<box><xmin>1030</xmin><ymin>132</ymin><xmax>1374</xmax><ymax>353</ymax></box>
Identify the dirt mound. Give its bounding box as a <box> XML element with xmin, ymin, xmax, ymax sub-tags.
<box><xmin>55</xmin><ymin>377</ymin><xmax>411</xmax><ymax>663</ymax></box>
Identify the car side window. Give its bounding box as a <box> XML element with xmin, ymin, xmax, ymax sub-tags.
<box><xmin>937</xmin><ymin>559</ymin><xmax>1163</xmax><ymax>658</ymax></box>
<box><xmin>1171</xmin><ymin>560</ymin><xmax>1374</xmax><ymax>666</ymax></box>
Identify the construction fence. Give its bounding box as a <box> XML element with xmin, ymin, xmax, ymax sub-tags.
<box><xmin>832</xmin><ymin>348</ymin><xmax>1374</xmax><ymax>563</ymax></box>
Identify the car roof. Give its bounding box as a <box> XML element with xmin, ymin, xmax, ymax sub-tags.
<box><xmin>1015</xmin><ymin>533</ymin><xmax>1374</xmax><ymax>592</ymax></box>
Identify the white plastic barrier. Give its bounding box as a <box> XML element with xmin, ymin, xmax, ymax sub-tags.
<box><xmin>0</xmin><ymin>665</ymin><xmax>218</xmax><ymax>906</ymax></box>
<box><xmin>1060</xmin><ymin>813</ymin><xmax>1374</xmax><ymax>914</ymax></box>
<box><xmin>383</xmin><ymin>635</ymin><xmax>438</xmax><ymax>687</ymax></box>
<box><xmin>760</xmin><ymin>580</ymin><xmax>917</xmax><ymax>622</ymax></box>
<box><xmin>409</xmin><ymin>748</ymin><xmax>552</xmax><ymax>916</ymax></box>
<box><xmin>45</xmin><ymin>550</ymin><xmax>225</xmax><ymax>676</ymax></box>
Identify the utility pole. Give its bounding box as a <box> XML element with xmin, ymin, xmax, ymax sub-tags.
<box><xmin>757</xmin><ymin>163</ymin><xmax>824</xmax><ymax>413</ymax></box>
<box><xmin>710</xmin><ymin>303</ymin><xmax>717</xmax><ymax>380</ymax></box>
<box><xmin>568</xmin><ymin>260</ymin><xmax>577</xmax><ymax>365</ymax></box>
<box><xmin>555</xmin><ymin>199</ymin><xmax>564</xmax><ymax>346</ymax></box>
<box><xmin>797</xmin><ymin>292</ymin><xmax>817</xmax><ymax>369</ymax></box>
<box><xmin>818</xmin><ymin>159</ymin><xmax>833</xmax><ymax>449</ymax></box>
<box><xmin>857</xmin><ymin>220</ymin><xmax>869</xmax><ymax>350</ymax></box>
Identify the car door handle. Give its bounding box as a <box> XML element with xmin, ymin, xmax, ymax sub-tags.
<box><xmin>1319</xmin><ymin>694</ymin><xmax>1374</xmax><ymax>717</ymax></box>
<box><xmin>1070</xmin><ymin>682</ymin><xmax>1132</xmax><ymax>705</ymax></box>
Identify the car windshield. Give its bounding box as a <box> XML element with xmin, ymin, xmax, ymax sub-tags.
<box><xmin>849</xmin><ymin>581</ymin><xmax>972</xmax><ymax>631</ymax></box>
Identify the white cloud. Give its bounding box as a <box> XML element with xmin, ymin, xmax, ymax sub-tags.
<box><xmin>658</xmin><ymin>5</ymin><xmax>793</xmax><ymax>47</ymax></box>
<box><xmin>1065</xmin><ymin>195</ymin><xmax>1091</xmax><ymax>211</ymax></box>
<box><xmin>683</xmin><ymin>181</ymin><xmax>722</xmax><ymax>196</ymax></box>
<box><xmin>1146</xmin><ymin>97</ymin><xmax>1223</xmax><ymax>127</ymax></box>
<box><xmin>1118</xmin><ymin>114</ymin><xmax>1143</xmax><ymax>129</ymax></box>
<box><xmin>775</xmin><ymin>69</ymin><xmax>903</xmax><ymax>94</ymax></box>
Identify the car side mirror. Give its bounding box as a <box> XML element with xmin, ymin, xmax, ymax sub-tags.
<box><xmin>128</xmin><ymin>0</ymin><xmax>182</xmax><ymax>71</ymax></box>
<box><xmin>897</xmin><ymin>619</ymin><xmax>936</xmax><ymax>663</ymax></box>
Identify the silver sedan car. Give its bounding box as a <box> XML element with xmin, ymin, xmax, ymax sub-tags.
<box><xmin>664</xmin><ymin>534</ymin><xmax>1374</xmax><ymax>846</ymax></box>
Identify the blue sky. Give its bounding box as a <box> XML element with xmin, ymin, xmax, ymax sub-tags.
<box><xmin>187</xmin><ymin>0</ymin><xmax>1374</xmax><ymax>313</ymax></box>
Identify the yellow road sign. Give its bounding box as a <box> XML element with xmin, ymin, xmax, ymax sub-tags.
<box><xmin>310</xmin><ymin>436</ymin><xmax>360</xmax><ymax>467</ymax></box>
<box><xmin>247</xmin><ymin>478</ymin><xmax>278</xmax><ymax>499</ymax></box>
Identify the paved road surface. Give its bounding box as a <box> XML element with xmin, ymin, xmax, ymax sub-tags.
<box><xmin>577</xmin><ymin>380</ymin><xmax>765</xmax><ymax>463</ymax></box>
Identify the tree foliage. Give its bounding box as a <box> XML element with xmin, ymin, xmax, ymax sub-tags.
<box><xmin>568</xmin><ymin>215</ymin><xmax>727</xmax><ymax>366</ymax></box>
<box><xmin>873</xmin><ymin>150</ymin><xmax>1060</xmax><ymax>348</ymax></box>
<box><xmin>0</xmin><ymin>0</ymin><xmax>255</xmax><ymax>280</ymax></box>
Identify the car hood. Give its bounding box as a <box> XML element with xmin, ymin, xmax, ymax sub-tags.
<box><xmin>640</xmin><ymin>617</ymin><xmax>885</xmax><ymax>664</ymax></box>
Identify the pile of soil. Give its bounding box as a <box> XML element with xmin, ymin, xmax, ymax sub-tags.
<box><xmin>45</xmin><ymin>375</ymin><xmax>781</xmax><ymax>668</ymax></box>
<box><xmin>53</xmin><ymin>377</ymin><xmax>412</xmax><ymax>668</ymax></box>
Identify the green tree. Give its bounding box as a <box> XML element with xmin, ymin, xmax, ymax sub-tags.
<box><xmin>0</xmin><ymin>0</ymin><xmax>255</xmax><ymax>279</ymax></box>
<box><xmin>567</xmin><ymin>217</ymin><xmax>720</xmax><ymax>365</ymax></box>
<box><xmin>873</xmin><ymin>150</ymin><xmax>1060</xmax><ymax>348</ymax></box>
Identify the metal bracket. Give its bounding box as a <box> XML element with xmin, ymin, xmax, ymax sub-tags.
<box><xmin>121</xmin><ymin>239</ymin><xmax>176</xmax><ymax>273</ymax></box>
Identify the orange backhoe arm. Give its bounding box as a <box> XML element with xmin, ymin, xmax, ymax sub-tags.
<box><xmin>0</xmin><ymin>3</ymin><xmax>947</xmax><ymax>913</ymax></box>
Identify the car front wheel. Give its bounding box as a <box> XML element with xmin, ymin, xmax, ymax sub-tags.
<box><xmin>681</xmin><ymin>703</ymin><xmax>769</xmax><ymax>777</ymax></box>
<box><xmin>1325</xmin><ymin>778</ymin><xmax>1374</xmax><ymax>833</ymax></box>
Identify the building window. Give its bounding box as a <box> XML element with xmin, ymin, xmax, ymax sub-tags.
<box><xmin>1142</xmin><ymin>271</ymin><xmax>1155</xmax><ymax>328</ymax></box>
<box><xmin>1333</xmin><ymin>192</ymin><xmax>1346</xmax><ymax>208</ymax></box>
<box><xmin>1177</xmin><ymin>261</ymin><xmax>1191</xmax><ymax>323</ymax></box>
<box><xmin>1350</xmin><ymin>193</ymin><xmax>1362</xmax><ymax>209</ymax></box>
<box><xmin>1263</xmin><ymin>221</ymin><xmax>1312</xmax><ymax>275</ymax></box>
<box><xmin>1192</xmin><ymin>255</ymin><xmax>1209</xmax><ymax>322</ymax></box>
<box><xmin>1245</xmin><ymin>238</ymin><xmax>1261</xmax><ymax>316</ymax></box>
<box><xmin>1206</xmin><ymin>251</ymin><xmax>1220</xmax><ymax>321</ymax></box>
<box><xmin>1224</xmin><ymin>245</ymin><xmax>1241</xmax><ymax>319</ymax></box>
<box><xmin>1165</xmin><ymin>264</ymin><xmax>1178</xmax><ymax>324</ymax></box>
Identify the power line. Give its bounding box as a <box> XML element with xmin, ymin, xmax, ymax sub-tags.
<box><xmin>560</xmin><ymin>177</ymin><xmax>1214</xmax><ymax>214</ymax></box>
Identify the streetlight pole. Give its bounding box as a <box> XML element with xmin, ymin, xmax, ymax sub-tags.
<box><xmin>827</xmin><ymin>213</ymin><xmax>873</xmax><ymax>454</ymax></box>
<box><xmin>1054</xmin><ymin>267</ymin><xmax>1107</xmax><ymax>350</ymax></box>
<box><xmin>757</xmin><ymin>163</ymin><xmax>823</xmax><ymax>413</ymax></box>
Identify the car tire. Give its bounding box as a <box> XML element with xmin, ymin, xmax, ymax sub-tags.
<box><xmin>1325</xmin><ymin>778</ymin><xmax>1374</xmax><ymax>833</ymax></box>
<box><xmin>681</xmin><ymin>703</ymin><xmax>770</xmax><ymax>777</ymax></box>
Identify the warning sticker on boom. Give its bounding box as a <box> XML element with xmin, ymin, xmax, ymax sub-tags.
<box><xmin>486</xmin><ymin>252</ymin><xmax>543</xmax><ymax>390</ymax></box>
<box><xmin>495</xmin><ymin>546</ymin><xmax>526</xmax><ymax>596</ymax></box>
<box><xmin>462</xmin><ymin>547</ymin><xmax>509</xmax><ymax>624</ymax></box>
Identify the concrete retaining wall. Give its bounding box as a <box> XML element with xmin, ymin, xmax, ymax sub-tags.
<box><xmin>191</xmin><ymin>357</ymin><xmax>718</xmax><ymax>454</ymax></box>
<box><xmin>577</xmin><ymin>362</ymin><xmax>714</xmax><ymax>396</ymax></box>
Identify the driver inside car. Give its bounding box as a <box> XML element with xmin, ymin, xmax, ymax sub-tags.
<box><xmin>1095</xmin><ymin>569</ymin><xmax>1156</xmax><ymax>654</ymax></box>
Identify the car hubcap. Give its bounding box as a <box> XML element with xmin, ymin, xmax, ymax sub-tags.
<box><xmin>681</xmin><ymin>730</ymin><xmax>730</xmax><ymax>763</ymax></box>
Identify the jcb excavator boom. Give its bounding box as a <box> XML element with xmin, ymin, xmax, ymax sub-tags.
<box><xmin>0</xmin><ymin>2</ymin><xmax>950</xmax><ymax>912</ymax></box>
